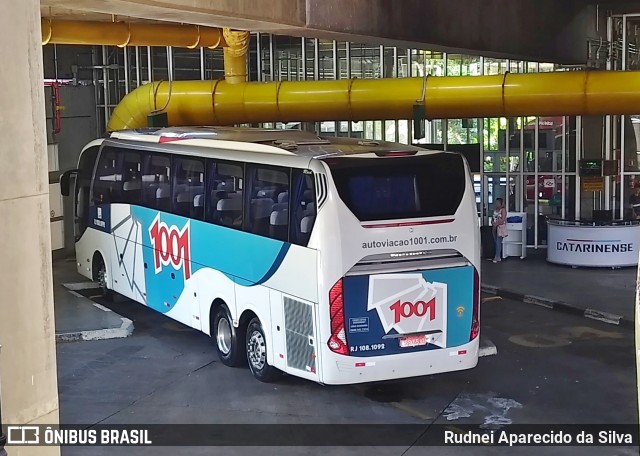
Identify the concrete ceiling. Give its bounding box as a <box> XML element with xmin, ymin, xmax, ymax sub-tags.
<box><xmin>40</xmin><ymin>0</ymin><xmax>303</xmax><ymax>30</ymax></box>
<box><xmin>40</xmin><ymin>8</ymin><xmax>147</xmax><ymax>22</ymax></box>
<box><xmin>39</xmin><ymin>0</ymin><xmax>640</xmax><ymax>63</ymax></box>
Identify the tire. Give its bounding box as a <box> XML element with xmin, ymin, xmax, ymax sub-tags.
<box><xmin>246</xmin><ymin>317</ymin><xmax>281</xmax><ymax>383</ymax></box>
<box><xmin>213</xmin><ymin>305</ymin><xmax>245</xmax><ymax>367</ymax></box>
<box><xmin>95</xmin><ymin>255</ymin><xmax>114</xmax><ymax>301</ymax></box>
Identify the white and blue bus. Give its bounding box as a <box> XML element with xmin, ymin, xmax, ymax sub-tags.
<box><xmin>61</xmin><ymin>127</ymin><xmax>481</xmax><ymax>385</ymax></box>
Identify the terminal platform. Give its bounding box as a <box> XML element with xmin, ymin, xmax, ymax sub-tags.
<box><xmin>482</xmin><ymin>249</ymin><xmax>636</xmax><ymax>325</ymax></box>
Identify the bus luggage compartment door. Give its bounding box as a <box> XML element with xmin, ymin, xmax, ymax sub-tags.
<box><xmin>342</xmin><ymin>264</ymin><xmax>475</xmax><ymax>357</ymax></box>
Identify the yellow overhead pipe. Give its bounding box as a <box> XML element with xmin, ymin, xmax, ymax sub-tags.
<box><xmin>41</xmin><ymin>19</ymin><xmax>226</xmax><ymax>48</ymax></box>
<box><xmin>222</xmin><ymin>29</ymin><xmax>250</xmax><ymax>84</ymax></box>
<box><xmin>107</xmin><ymin>70</ymin><xmax>640</xmax><ymax>131</ymax></box>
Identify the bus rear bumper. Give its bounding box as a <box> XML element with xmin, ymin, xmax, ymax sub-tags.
<box><xmin>319</xmin><ymin>337</ymin><xmax>480</xmax><ymax>385</ymax></box>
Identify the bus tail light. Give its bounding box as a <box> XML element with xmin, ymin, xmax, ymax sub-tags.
<box><xmin>470</xmin><ymin>268</ymin><xmax>480</xmax><ymax>341</ymax></box>
<box><xmin>328</xmin><ymin>278</ymin><xmax>349</xmax><ymax>355</ymax></box>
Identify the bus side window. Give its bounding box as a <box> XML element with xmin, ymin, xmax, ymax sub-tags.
<box><xmin>92</xmin><ymin>148</ymin><xmax>122</xmax><ymax>205</ymax></box>
<box><xmin>245</xmin><ymin>165</ymin><xmax>289</xmax><ymax>239</ymax></box>
<box><xmin>290</xmin><ymin>169</ymin><xmax>316</xmax><ymax>246</ymax></box>
<box><xmin>142</xmin><ymin>153</ymin><xmax>171</xmax><ymax>212</ymax></box>
<box><xmin>172</xmin><ymin>157</ymin><xmax>205</xmax><ymax>220</ymax></box>
<box><xmin>120</xmin><ymin>152</ymin><xmax>142</xmax><ymax>206</ymax></box>
<box><xmin>206</xmin><ymin>160</ymin><xmax>244</xmax><ymax>229</ymax></box>
<box><xmin>75</xmin><ymin>145</ymin><xmax>99</xmax><ymax>239</ymax></box>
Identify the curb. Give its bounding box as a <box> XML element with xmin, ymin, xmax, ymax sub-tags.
<box><xmin>62</xmin><ymin>282</ymin><xmax>100</xmax><ymax>291</ymax></box>
<box><xmin>481</xmin><ymin>284</ymin><xmax>631</xmax><ymax>328</ymax></box>
<box><xmin>58</xmin><ymin>283</ymin><xmax>135</xmax><ymax>343</ymax></box>
<box><xmin>479</xmin><ymin>338</ymin><xmax>497</xmax><ymax>357</ymax></box>
<box><xmin>56</xmin><ymin>317</ymin><xmax>134</xmax><ymax>343</ymax></box>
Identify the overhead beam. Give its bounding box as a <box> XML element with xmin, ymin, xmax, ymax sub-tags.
<box><xmin>41</xmin><ymin>0</ymin><xmax>599</xmax><ymax>63</ymax></box>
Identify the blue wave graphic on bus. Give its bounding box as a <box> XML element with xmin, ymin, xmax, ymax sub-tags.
<box><xmin>130</xmin><ymin>206</ymin><xmax>289</xmax><ymax>313</ymax></box>
<box><xmin>343</xmin><ymin>266</ymin><xmax>474</xmax><ymax>356</ymax></box>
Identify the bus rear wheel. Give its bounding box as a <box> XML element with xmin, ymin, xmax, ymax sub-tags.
<box><xmin>246</xmin><ymin>318</ymin><xmax>281</xmax><ymax>383</ymax></box>
<box><xmin>213</xmin><ymin>305</ymin><xmax>244</xmax><ymax>367</ymax></box>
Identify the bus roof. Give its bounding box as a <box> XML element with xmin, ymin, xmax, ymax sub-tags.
<box><xmin>109</xmin><ymin>126</ymin><xmax>426</xmax><ymax>159</ymax></box>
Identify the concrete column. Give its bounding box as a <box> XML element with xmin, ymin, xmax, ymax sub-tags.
<box><xmin>0</xmin><ymin>1</ymin><xmax>60</xmax><ymax>455</ymax></box>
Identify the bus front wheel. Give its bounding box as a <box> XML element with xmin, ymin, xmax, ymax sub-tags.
<box><xmin>94</xmin><ymin>255</ymin><xmax>113</xmax><ymax>301</ymax></box>
<box><xmin>213</xmin><ymin>305</ymin><xmax>244</xmax><ymax>367</ymax></box>
<box><xmin>246</xmin><ymin>318</ymin><xmax>281</xmax><ymax>383</ymax></box>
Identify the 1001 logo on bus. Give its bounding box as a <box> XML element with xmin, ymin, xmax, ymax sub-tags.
<box><xmin>367</xmin><ymin>274</ymin><xmax>447</xmax><ymax>338</ymax></box>
<box><xmin>149</xmin><ymin>214</ymin><xmax>191</xmax><ymax>280</ymax></box>
<box><xmin>390</xmin><ymin>298</ymin><xmax>436</xmax><ymax>324</ymax></box>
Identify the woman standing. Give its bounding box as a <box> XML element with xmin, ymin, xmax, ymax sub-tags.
<box><xmin>492</xmin><ymin>198</ymin><xmax>507</xmax><ymax>263</ymax></box>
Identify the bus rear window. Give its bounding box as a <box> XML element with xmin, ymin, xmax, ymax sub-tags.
<box><xmin>326</xmin><ymin>153</ymin><xmax>466</xmax><ymax>221</ymax></box>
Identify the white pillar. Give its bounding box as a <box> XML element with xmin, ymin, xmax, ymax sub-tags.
<box><xmin>0</xmin><ymin>1</ymin><xmax>60</xmax><ymax>454</ymax></box>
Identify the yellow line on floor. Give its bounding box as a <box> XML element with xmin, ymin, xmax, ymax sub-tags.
<box><xmin>389</xmin><ymin>401</ymin><xmax>433</xmax><ymax>421</ymax></box>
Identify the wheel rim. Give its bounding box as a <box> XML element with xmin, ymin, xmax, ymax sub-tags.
<box><xmin>216</xmin><ymin>317</ymin><xmax>232</xmax><ymax>355</ymax></box>
<box><xmin>97</xmin><ymin>265</ymin><xmax>107</xmax><ymax>290</ymax></box>
<box><xmin>247</xmin><ymin>329</ymin><xmax>266</xmax><ymax>371</ymax></box>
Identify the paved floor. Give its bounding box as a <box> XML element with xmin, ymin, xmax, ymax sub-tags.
<box><xmin>53</xmin><ymin>259</ymin><xmax>133</xmax><ymax>342</ymax></box>
<box><xmin>56</xmin><ymin>291</ymin><xmax>638</xmax><ymax>455</ymax></box>
<box><xmin>482</xmin><ymin>249</ymin><xmax>637</xmax><ymax>322</ymax></box>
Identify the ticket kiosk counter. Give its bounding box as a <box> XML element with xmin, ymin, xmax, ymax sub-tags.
<box><xmin>547</xmin><ymin>219</ymin><xmax>640</xmax><ymax>268</ymax></box>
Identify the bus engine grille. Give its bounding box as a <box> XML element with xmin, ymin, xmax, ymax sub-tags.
<box><xmin>283</xmin><ymin>296</ymin><xmax>316</xmax><ymax>373</ymax></box>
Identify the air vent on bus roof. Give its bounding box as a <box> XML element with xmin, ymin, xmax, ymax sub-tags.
<box><xmin>357</xmin><ymin>140</ymin><xmax>380</xmax><ymax>147</ymax></box>
<box><xmin>272</xmin><ymin>140</ymin><xmax>298</xmax><ymax>150</ymax></box>
<box><xmin>271</xmin><ymin>139</ymin><xmax>332</xmax><ymax>151</ymax></box>
<box><xmin>374</xmin><ymin>151</ymin><xmax>418</xmax><ymax>157</ymax></box>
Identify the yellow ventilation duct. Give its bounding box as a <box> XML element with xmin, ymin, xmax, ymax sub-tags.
<box><xmin>41</xmin><ymin>19</ymin><xmax>226</xmax><ymax>48</ymax></box>
<box><xmin>222</xmin><ymin>29</ymin><xmax>250</xmax><ymax>84</ymax></box>
<box><xmin>107</xmin><ymin>70</ymin><xmax>640</xmax><ymax>132</ymax></box>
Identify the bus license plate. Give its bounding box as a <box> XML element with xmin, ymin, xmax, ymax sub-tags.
<box><xmin>399</xmin><ymin>335</ymin><xmax>427</xmax><ymax>348</ymax></box>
